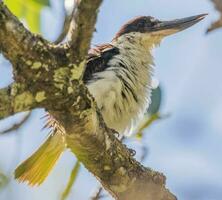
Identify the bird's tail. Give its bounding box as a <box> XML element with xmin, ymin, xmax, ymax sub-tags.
<box><xmin>14</xmin><ymin>133</ymin><xmax>66</xmax><ymax>186</ymax></box>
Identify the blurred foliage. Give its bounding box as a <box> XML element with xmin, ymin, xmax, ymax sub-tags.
<box><xmin>135</xmin><ymin>86</ymin><xmax>169</xmax><ymax>139</ymax></box>
<box><xmin>0</xmin><ymin>112</ymin><xmax>31</xmax><ymax>135</ymax></box>
<box><xmin>0</xmin><ymin>172</ymin><xmax>8</xmax><ymax>189</ymax></box>
<box><xmin>4</xmin><ymin>0</ymin><xmax>50</xmax><ymax>33</ymax></box>
<box><xmin>147</xmin><ymin>86</ymin><xmax>162</xmax><ymax>115</ymax></box>
<box><xmin>61</xmin><ymin>161</ymin><xmax>80</xmax><ymax>200</ymax></box>
<box><xmin>135</xmin><ymin>113</ymin><xmax>162</xmax><ymax>140</ymax></box>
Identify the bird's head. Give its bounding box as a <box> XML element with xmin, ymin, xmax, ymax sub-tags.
<box><xmin>113</xmin><ymin>14</ymin><xmax>207</xmax><ymax>49</ymax></box>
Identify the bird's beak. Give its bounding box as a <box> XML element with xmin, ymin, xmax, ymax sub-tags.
<box><xmin>151</xmin><ymin>14</ymin><xmax>207</xmax><ymax>36</ymax></box>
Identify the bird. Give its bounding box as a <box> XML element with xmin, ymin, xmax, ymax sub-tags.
<box><xmin>14</xmin><ymin>14</ymin><xmax>206</xmax><ymax>186</ymax></box>
<box><xmin>83</xmin><ymin>14</ymin><xmax>207</xmax><ymax>136</ymax></box>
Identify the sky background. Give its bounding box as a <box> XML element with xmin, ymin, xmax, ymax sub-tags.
<box><xmin>0</xmin><ymin>0</ymin><xmax>222</xmax><ymax>200</ymax></box>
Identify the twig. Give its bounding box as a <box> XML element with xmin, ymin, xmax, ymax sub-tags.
<box><xmin>135</xmin><ymin>113</ymin><xmax>170</xmax><ymax>139</ymax></box>
<box><xmin>0</xmin><ymin>172</ymin><xmax>9</xmax><ymax>188</ymax></box>
<box><xmin>61</xmin><ymin>161</ymin><xmax>81</xmax><ymax>200</ymax></box>
<box><xmin>0</xmin><ymin>112</ymin><xmax>31</xmax><ymax>134</ymax></box>
<box><xmin>54</xmin><ymin>1</ymin><xmax>74</xmax><ymax>44</ymax></box>
<box><xmin>91</xmin><ymin>187</ymin><xmax>106</xmax><ymax>200</ymax></box>
<box><xmin>207</xmin><ymin>0</ymin><xmax>222</xmax><ymax>33</ymax></box>
<box><xmin>66</xmin><ymin>0</ymin><xmax>103</xmax><ymax>62</ymax></box>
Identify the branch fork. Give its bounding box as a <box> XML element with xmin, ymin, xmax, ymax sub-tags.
<box><xmin>0</xmin><ymin>1</ymin><xmax>176</xmax><ymax>199</ymax></box>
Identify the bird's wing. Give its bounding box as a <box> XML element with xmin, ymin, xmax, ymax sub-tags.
<box><xmin>83</xmin><ymin>43</ymin><xmax>119</xmax><ymax>82</ymax></box>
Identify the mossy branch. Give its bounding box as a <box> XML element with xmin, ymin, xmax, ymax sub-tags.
<box><xmin>0</xmin><ymin>1</ymin><xmax>176</xmax><ymax>199</ymax></box>
<box><xmin>0</xmin><ymin>84</ymin><xmax>38</xmax><ymax>120</ymax></box>
<box><xmin>66</xmin><ymin>0</ymin><xmax>103</xmax><ymax>62</ymax></box>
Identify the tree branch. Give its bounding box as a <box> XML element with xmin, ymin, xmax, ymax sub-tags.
<box><xmin>66</xmin><ymin>0</ymin><xmax>103</xmax><ymax>62</ymax></box>
<box><xmin>0</xmin><ymin>2</ymin><xmax>46</xmax><ymax>64</ymax></box>
<box><xmin>0</xmin><ymin>84</ymin><xmax>37</xmax><ymax>120</ymax></box>
<box><xmin>54</xmin><ymin>1</ymin><xmax>73</xmax><ymax>44</ymax></box>
<box><xmin>207</xmin><ymin>0</ymin><xmax>222</xmax><ymax>33</ymax></box>
<box><xmin>52</xmin><ymin>91</ymin><xmax>176</xmax><ymax>200</ymax></box>
<box><xmin>0</xmin><ymin>111</ymin><xmax>31</xmax><ymax>134</ymax></box>
<box><xmin>91</xmin><ymin>187</ymin><xmax>104</xmax><ymax>200</ymax></box>
<box><xmin>0</xmin><ymin>1</ymin><xmax>177</xmax><ymax>199</ymax></box>
<box><xmin>0</xmin><ymin>2</ymin><xmax>65</xmax><ymax>71</ymax></box>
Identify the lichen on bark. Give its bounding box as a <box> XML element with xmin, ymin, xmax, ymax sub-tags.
<box><xmin>0</xmin><ymin>1</ymin><xmax>177</xmax><ymax>200</ymax></box>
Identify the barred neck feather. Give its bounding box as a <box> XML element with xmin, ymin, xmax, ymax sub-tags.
<box><xmin>111</xmin><ymin>32</ymin><xmax>156</xmax><ymax>92</ymax></box>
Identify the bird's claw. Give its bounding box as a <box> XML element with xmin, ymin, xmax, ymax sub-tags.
<box><xmin>128</xmin><ymin>148</ymin><xmax>136</xmax><ymax>156</ymax></box>
<box><xmin>111</xmin><ymin>129</ymin><xmax>120</xmax><ymax>138</ymax></box>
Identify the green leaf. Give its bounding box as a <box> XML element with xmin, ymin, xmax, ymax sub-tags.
<box><xmin>135</xmin><ymin>113</ymin><xmax>170</xmax><ymax>139</ymax></box>
<box><xmin>134</xmin><ymin>86</ymin><xmax>168</xmax><ymax>138</ymax></box>
<box><xmin>32</xmin><ymin>0</ymin><xmax>50</xmax><ymax>6</ymax></box>
<box><xmin>61</xmin><ymin>161</ymin><xmax>81</xmax><ymax>200</ymax></box>
<box><xmin>135</xmin><ymin>113</ymin><xmax>161</xmax><ymax>139</ymax></box>
<box><xmin>147</xmin><ymin>86</ymin><xmax>162</xmax><ymax>115</ymax></box>
<box><xmin>25</xmin><ymin>1</ymin><xmax>43</xmax><ymax>33</ymax></box>
<box><xmin>4</xmin><ymin>0</ymin><xmax>25</xmax><ymax>18</ymax></box>
<box><xmin>0</xmin><ymin>172</ymin><xmax>8</xmax><ymax>189</ymax></box>
<box><xmin>4</xmin><ymin>0</ymin><xmax>50</xmax><ymax>33</ymax></box>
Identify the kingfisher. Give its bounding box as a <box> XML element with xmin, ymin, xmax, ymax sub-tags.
<box><xmin>83</xmin><ymin>14</ymin><xmax>206</xmax><ymax>135</ymax></box>
<box><xmin>14</xmin><ymin>14</ymin><xmax>206</xmax><ymax>186</ymax></box>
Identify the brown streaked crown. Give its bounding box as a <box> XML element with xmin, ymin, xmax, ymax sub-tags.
<box><xmin>114</xmin><ymin>16</ymin><xmax>160</xmax><ymax>39</ymax></box>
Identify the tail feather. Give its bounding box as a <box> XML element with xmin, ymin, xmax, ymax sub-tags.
<box><xmin>14</xmin><ymin>134</ymin><xmax>66</xmax><ymax>186</ymax></box>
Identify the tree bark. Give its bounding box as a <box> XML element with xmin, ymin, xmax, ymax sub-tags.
<box><xmin>207</xmin><ymin>0</ymin><xmax>222</xmax><ymax>33</ymax></box>
<box><xmin>0</xmin><ymin>1</ymin><xmax>176</xmax><ymax>200</ymax></box>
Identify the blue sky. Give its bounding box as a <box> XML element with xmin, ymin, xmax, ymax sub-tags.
<box><xmin>1</xmin><ymin>0</ymin><xmax>222</xmax><ymax>200</ymax></box>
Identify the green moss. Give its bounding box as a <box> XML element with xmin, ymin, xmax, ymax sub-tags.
<box><xmin>35</xmin><ymin>71</ymin><xmax>42</xmax><ymax>79</ymax></box>
<box><xmin>70</xmin><ymin>60</ymin><xmax>86</xmax><ymax>80</ymax></box>
<box><xmin>26</xmin><ymin>60</ymin><xmax>32</xmax><ymax>66</ymax></box>
<box><xmin>13</xmin><ymin>91</ymin><xmax>34</xmax><ymax>112</ymax></box>
<box><xmin>68</xmin><ymin>86</ymin><xmax>74</xmax><ymax>94</ymax></box>
<box><xmin>10</xmin><ymin>83</ymin><xmax>22</xmax><ymax>96</ymax></box>
<box><xmin>35</xmin><ymin>91</ymin><xmax>46</xmax><ymax>102</ymax></box>
<box><xmin>32</xmin><ymin>62</ymin><xmax>42</xmax><ymax>69</ymax></box>
<box><xmin>104</xmin><ymin>165</ymin><xmax>111</xmax><ymax>171</ymax></box>
<box><xmin>37</xmin><ymin>41</ymin><xmax>44</xmax><ymax>46</ymax></box>
<box><xmin>54</xmin><ymin>67</ymin><xmax>69</xmax><ymax>79</ymax></box>
<box><xmin>43</xmin><ymin>63</ymin><xmax>49</xmax><ymax>71</ymax></box>
<box><xmin>53</xmin><ymin>67</ymin><xmax>70</xmax><ymax>90</ymax></box>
